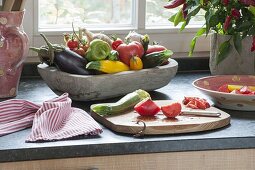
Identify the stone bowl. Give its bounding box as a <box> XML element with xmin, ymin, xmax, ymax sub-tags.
<box><xmin>37</xmin><ymin>59</ymin><xmax>178</xmax><ymax>101</ymax></box>
<box><xmin>193</xmin><ymin>75</ymin><xmax>255</xmax><ymax>111</ymax></box>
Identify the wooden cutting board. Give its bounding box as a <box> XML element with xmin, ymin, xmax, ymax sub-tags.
<box><xmin>91</xmin><ymin>100</ymin><xmax>231</xmax><ymax>135</ymax></box>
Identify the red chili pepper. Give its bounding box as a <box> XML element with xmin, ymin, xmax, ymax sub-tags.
<box><xmin>222</xmin><ymin>0</ymin><xmax>229</xmax><ymax>6</ymax></box>
<box><xmin>251</xmin><ymin>36</ymin><xmax>255</xmax><ymax>52</ymax></box>
<box><xmin>231</xmin><ymin>8</ymin><xmax>241</xmax><ymax>20</ymax></box>
<box><xmin>223</xmin><ymin>16</ymin><xmax>232</xmax><ymax>32</ymax></box>
<box><xmin>239</xmin><ymin>0</ymin><xmax>255</xmax><ymax>6</ymax></box>
<box><xmin>164</xmin><ymin>0</ymin><xmax>186</xmax><ymax>9</ymax></box>
<box><xmin>182</xmin><ymin>3</ymin><xmax>188</xmax><ymax>19</ymax></box>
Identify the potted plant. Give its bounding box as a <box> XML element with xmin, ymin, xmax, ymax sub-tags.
<box><xmin>164</xmin><ymin>0</ymin><xmax>255</xmax><ymax>75</ymax></box>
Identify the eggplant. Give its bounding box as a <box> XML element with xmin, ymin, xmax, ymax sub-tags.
<box><xmin>30</xmin><ymin>33</ymin><xmax>92</xmax><ymax>75</ymax></box>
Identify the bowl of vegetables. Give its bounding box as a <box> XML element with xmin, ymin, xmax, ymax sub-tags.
<box><xmin>34</xmin><ymin>30</ymin><xmax>178</xmax><ymax>101</ymax></box>
<box><xmin>193</xmin><ymin>75</ymin><xmax>255</xmax><ymax>111</ymax></box>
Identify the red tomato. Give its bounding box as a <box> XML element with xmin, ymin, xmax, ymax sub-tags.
<box><xmin>134</xmin><ymin>98</ymin><xmax>160</xmax><ymax>116</ymax></box>
<box><xmin>183</xmin><ymin>97</ymin><xmax>210</xmax><ymax>110</ymax></box>
<box><xmin>161</xmin><ymin>102</ymin><xmax>182</xmax><ymax>118</ymax></box>
<box><xmin>239</xmin><ymin>86</ymin><xmax>253</xmax><ymax>94</ymax></box>
<box><xmin>112</xmin><ymin>38</ymin><xmax>123</xmax><ymax>50</ymax></box>
<box><xmin>116</xmin><ymin>41</ymin><xmax>144</xmax><ymax>66</ymax></box>
<box><xmin>73</xmin><ymin>48</ymin><xmax>86</xmax><ymax>57</ymax></box>
<box><xmin>218</xmin><ymin>84</ymin><xmax>230</xmax><ymax>93</ymax></box>
<box><xmin>67</xmin><ymin>39</ymin><xmax>79</xmax><ymax>50</ymax></box>
<box><xmin>146</xmin><ymin>45</ymin><xmax>166</xmax><ymax>54</ymax></box>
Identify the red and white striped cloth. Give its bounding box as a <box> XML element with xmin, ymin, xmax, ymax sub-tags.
<box><xmin>0</xmin><ymin>93</ymin><xmax>102</xmax><ymax>142</ymax></box>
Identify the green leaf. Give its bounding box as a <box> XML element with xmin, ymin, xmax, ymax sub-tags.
<box><xmin>174</xmin><ymin>9</ymin><xmax>184</xmax><ymax>26</ymax></box>
<box><xmin>249</xmin><ymin>6</ymin><xmax>255</xmax><ymax>16</ymax></box>
<box><xmin>180</xmin><ymin>18</ymin><xmax>190</xmax><ymax>31</ymax></box>
<box><xmin>189</xmin><ymin>37</ymin><xmax>197</xmax><ymax>56</ymax></box>
<box><xmin>233</xmin><ymin>33</ymin><xmax>242</xmax><ymax>55</ymax></box>
<box><xmin>168</xmin><ymin>13</ymin><xmax>177</xmax><ymax>23</ymax></box>
<box><xmin>216</xmin><ymin>41</ymin><xmax>232</xmax><ymax>65</ymax></box>
<box><xmin>236</xmin><ymin>21</ymin><xmax>252</xmax><ymax>32</ymax></box>
<box><xmin>189</xmin><ymin>27</ymin><xmax>206</xmax><ymax>56</ymax></box>
<box><xmin>187</xmin><ymin>6</ymin><xmax>201</xmax><ymax>19</ymax></box>
<box><xmin>209</xmin><ymin>15</ymin><xmax>219</xmax><ymax>27</ymax></box>
<box><xmin>211</xmin><ymin>0</ymin><xmax>220</xmax><ymax>5</ymax></box>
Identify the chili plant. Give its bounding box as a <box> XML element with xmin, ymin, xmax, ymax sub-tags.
<box><xmin>164</xmin><ymin>0</ymin><xmax>255</xmax><ymax>64</ymax></box>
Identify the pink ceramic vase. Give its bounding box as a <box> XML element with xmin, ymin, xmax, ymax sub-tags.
<box><xmin>0</xmin><ymin>11</ymin><xmax>28</xmax><ymax>98</ymax></box>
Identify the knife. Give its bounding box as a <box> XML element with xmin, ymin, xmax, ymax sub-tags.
<box><xmin>181</xmin><ymin>109</ymin><xmax>221</xmax><ymax>117</ymax></box>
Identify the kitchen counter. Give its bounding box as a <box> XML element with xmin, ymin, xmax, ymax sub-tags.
<box><xmin>1</xmin><ymin>72</ymin><xmax>255</xmax><ymax>165</ymax></box>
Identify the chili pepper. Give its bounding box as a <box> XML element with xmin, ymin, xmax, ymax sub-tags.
<box><xmin>231</xmin><ymin>8</ymin><xmax>241</xmax><ymax>20</ymax></box>
<box><xmin>223</xmin><ymin>15</ymin><xmax>232</xmax><ymax>32</ymax></box>
<box><xmin>182</xmin><ymin>3</ymin><xmax>188</xmax><ymax>19</ymax></box>
<box><xmin>239</xmin><ymin>0</ymin><xmax>255</xmax><ymax>6</ymax></box>
<box><xmin>251</xmin><ymin>36</ymin><xmax>255</xmax><ymax>52</ymax></box>
<box><xmin>222</xmin><ymin>0</ymin><xmax>229</xmax><ymax>6</ymax></box>
<box><xmin>164</xmin><ymin>0</ymin><xmax>186</xmax><ymax>9</ymax></box>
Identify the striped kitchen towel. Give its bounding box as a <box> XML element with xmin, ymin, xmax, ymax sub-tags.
<box><xmin>0</xmin><ymin>93</ymin><xmax>102</xmax><ymax>142</ymax></box>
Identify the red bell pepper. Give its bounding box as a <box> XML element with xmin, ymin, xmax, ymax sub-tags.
<box><xmin>116</xmin><ymin>41</ymin><xmax>144</xmax><ymax>66</ymax></box>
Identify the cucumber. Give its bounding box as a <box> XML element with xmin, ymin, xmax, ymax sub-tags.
<box><xmin>142</xmin><ymin>49</ymin><xmax>173</xmax><ymax>68</ymax></box>
<box><xmin>91</xmin><ymin>89</ymin><xmax>151</xmax><ymax>116</ymax></box>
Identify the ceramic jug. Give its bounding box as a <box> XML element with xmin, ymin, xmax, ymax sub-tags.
<box><xmin>0</xmin><ymin>11</ymin><xmax>28</xmax><ymax>98</ymax></box>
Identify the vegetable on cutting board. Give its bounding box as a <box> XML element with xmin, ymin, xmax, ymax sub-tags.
<box><xmin>91</xmin><ymin>89</ymin><xmax>151</xmax><ymax>116</ymax></box>
<box><xmin>161</xmin><ymin>102</ymin><xmax>182</xmax><ymax>118</ymax></box>
<box><xmin>86</xmin><ymin>60</ymin><xmax>129</xmax><ymax>74</ymax></box>
<box><xmin>183</xmin><ymin>97</ymin><xmax>210</xmax><ymax>109</ymax></box>
<box><xmin>142</xmin><ymin>49</ymin><xmax>173</xmax><ymax>68</ymax></box>
<box><xmin>134</xmin><ymin>98</ymin><xmax>161</xmax><ymax>116</ymax></box>
<box><xmin>30</xmin><ymin>33</ymin><xmax>91</xmax><ymax>75</ymax></box>
<box><xmin>86</xmin><ymin>39</ymin><xmax>111</xmax><ymax>61</ymax></box>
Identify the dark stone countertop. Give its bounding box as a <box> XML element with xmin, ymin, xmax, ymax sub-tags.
<box><xmin>1</xmin><ymin>72</ymin><xmax>255</xmax><ymax>163</ymax></box>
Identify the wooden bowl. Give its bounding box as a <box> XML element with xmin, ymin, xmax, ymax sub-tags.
<box><xmin>37</xmin><ymin>59</ymin><xmax>178</xmax><ymax>101</ymax></box>
<box><xmin>193</xmin><ymin>75</ymin><xmax>255</xmax><ymax>111</ymax></box>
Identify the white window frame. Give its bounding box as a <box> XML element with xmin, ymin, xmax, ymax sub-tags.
<box><xmin>24</xmin><ymin>0</ymin><xmax>210</xmax><ymax>63</ymax></box>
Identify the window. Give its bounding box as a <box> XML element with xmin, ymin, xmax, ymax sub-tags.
<box><xmin>24</xmin><ymin>0</ymin><xmax>209</xmax><ymax>60</ymax></box>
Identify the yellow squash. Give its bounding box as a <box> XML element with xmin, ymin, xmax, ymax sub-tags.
<box><xmin>130</xmin><ymin>56</ymin><xmax>143</xmax><ymax>70</ymax></box>
<box><xmin>86</xmin><ymin>60</ymin><xmax>129</xmax><ymax>74</ymax></box>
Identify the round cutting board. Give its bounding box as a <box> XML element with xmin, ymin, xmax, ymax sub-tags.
<box><xmin>91</xmin><ymin>100</ymin><xmax>231</xmax><ymax>135</ymax></box>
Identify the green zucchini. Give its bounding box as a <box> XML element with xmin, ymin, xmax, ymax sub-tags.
<box><xmin>91</xmin><ymin>89</ymin><xmax>151</xmax><ymax>116</ymax></box>
<box><xmin>142</xmin><ymin>49</ymin><xmax>173</xmax><ymax>68</ymax></box>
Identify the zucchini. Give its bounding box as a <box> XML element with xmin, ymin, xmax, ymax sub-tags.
<box><xmin>91</xmin><ymin>89</ymin><xmax>151</xmax><ymax>116</ymax></box>
<box><xmin>142</xmin><ymin>49</ymin><xmax>173</xmax><ymax>68</ymax></box>
<box><xmin>86</xmin><ymin>60</ymin><xmax>129</xmax><ymax>74</ymax></box>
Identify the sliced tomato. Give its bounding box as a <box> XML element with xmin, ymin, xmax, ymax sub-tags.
<box><xmin>218</xmin><ymin>84</ymin><xmax>230</xmax><ymax>93</ymax></box>
<box><xmin>161</xmin><ymin>102</ymin><xmax>182</xmax><ymax>118</ymax></box>
<box><xmin>239</xmin><ymin>86</ymin><xmax>253</xmax><ymax>94</ymax></box>
<box><xmin>183</xmin><ymin>97</ymin><xmax>210</xmax><ymax>110</ymax></box>
<box><xmin>230</xmin><ymin>89</ymin><xmax>242</xmax><ymax>94</ymax></box>
<box><xmin>134</xmin><ymin>98</ymin><xmax>160</xmax><ymax>116</ymax></box>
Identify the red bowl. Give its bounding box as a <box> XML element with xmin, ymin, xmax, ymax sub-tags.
<box><xmin>193</xmin><ymin>75</ymin><xmax>255</xmax><ymax>111</ymax></box>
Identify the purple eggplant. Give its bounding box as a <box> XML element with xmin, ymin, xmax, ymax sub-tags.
<box><xmin>30</xmin><ymin>33</ymin><xmax>92</xmax><ymax>75</ymax></box>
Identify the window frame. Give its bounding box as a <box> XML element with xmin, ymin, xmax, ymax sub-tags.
<box><xmin>24</xmin><ymin>0</ymin><xmax>210</xmax><ymax>62</ymax></box>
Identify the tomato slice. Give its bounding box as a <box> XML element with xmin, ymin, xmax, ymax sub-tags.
<box><xmin>218</xmin><ymin>84</ymin><xmax>230</xmax><ymax>93</ymax></box>
<box><xmin>134</xmin><ymin>98</ymin><xmax>160</xmax><ymax>116</ymax></box>
<box><xmin>161</xmin><ymin>102</ymin><xmax>182</xmax><ymax>118</ymax></box>
<box><xmin>183</xmin><ymin>97</ymin><xmax>210</xmax><ymax>110</ymax></box>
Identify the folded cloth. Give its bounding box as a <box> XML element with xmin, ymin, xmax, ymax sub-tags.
<box><xmin>0</xmin><ymin>99</ymin><xmax>40</xmax><ymax>136</ymax></box>
<box><xmin>0</xmin><ymin>93</ymin><xmax>102</xmax><ymax>142</ymax></box>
